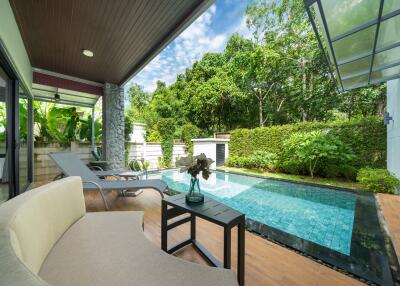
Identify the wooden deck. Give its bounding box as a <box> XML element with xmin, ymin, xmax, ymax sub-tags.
<box><xmin>378</xmin><ymin>193</ymin><xmax>400</xmax><ymax>260</ymax></box>
<box><xmin>83</xmin><ymin>189</ymin><xmax>364</xmax><ymax>286</ymax></box>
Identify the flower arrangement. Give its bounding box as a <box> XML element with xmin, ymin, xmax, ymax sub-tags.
<box><xmin>176</xmin><ymin>153</ymin><xmax>214</xmax><ymax>204</ymax></box>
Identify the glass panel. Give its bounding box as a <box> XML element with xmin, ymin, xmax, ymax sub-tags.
<box><xmin>314</xmin><ymin>3</ymin><xmax>335</xmax><ymax>64</ymax></box>
<box><xmin>321</xmin><ymin>0</ymin><xmax>379</xmax><ymax>38</ymax></box>
<box><xmin>371</xmin><ymin>65</ymin><xmax>400</xmax><ymax>82</ymax></box>
<box><xmin>373</xmin><ymin>46</ymin><xmax>400</xmax><ymax>70</ymax></box>
<box><xmin>338</xmin><ymin>56</ymin><xmax>372</xmax><ymax>78</ymax></box>
<box><xmin>377</xmin><ymin>15</ymin><xmax>400</xmax><ymax>49</ymax></box>
<box><xmin>342</xmin><ymin>74</ymin><xmax>369</xmax><ymax>90</ymax></box>
<box><xmin>0</xmin><ymin>67</ymin><xmax>9</xmax><ymax>203</ymax></box>
<box><xmin>60</xmin><ymin>94</ymin><xmax>95</xmax><ymax>105</ymax></box>
<box><xmin>383</xmin><ymin>0</ymin><xmax>400</xmax><ymax>16</ymax></box>
<box><xmin>333</xmin><ymin>25</ymin><xmax>376</xmax><ymax>62</ymax></box>
<box><xmin>19</xmin><ymin>88</ymin><xmax>29</xmax><ymax>192</ymax></box>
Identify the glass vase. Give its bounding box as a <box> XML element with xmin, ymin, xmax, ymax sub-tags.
<box><xmin>185</xmin><ymin>176</ymin><xmax>204</xmax><ymax>204</ymax></box>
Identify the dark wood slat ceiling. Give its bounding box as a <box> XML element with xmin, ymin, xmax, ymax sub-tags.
<box><xmin>10</xmin><ymin>0</ymin><xmax>212</xmax><ymax>85</ymax></box>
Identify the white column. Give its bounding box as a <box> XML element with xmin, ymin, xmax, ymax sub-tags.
<box><xmin>387</xmin><ymin>79</ymin><xmax>400</xmax><ymax>179</ymax></box>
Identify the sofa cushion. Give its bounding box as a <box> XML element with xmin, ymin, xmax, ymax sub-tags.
<box><xmin>39</xmin><ymin>211</ymin><xmax>238</xmax><ymax>286</ymax></box>
<box><xmin>0</xmin><ymin>176</ymin><xmax>85</xmax><ymax>286</ymax></box>
<box><xmin>9</xmin><ymin>177</ymin><xmax>86</xmax><ymax>274</ymax></box>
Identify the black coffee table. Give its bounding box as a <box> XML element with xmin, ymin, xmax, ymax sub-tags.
<box><xmin>161</xmin><ymin>193</ymin><xmax>245</xmax><ymax>286</ymax></box>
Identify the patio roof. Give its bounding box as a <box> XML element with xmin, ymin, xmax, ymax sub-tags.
<box><xmin>304</xmin><ymin>0</ymin><xmax>400</xmax><ymax>91</ymax></box>
<box><xmin>10</xmin><ymin>0</ymin><xmax>213</xmax><ymax>86</ymax></box>
<box><xmin>32</xmin><ymin>69</ymin><xmax>103</xmax><ymax>108</ymax></box>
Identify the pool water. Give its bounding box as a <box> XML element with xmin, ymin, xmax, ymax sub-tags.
<box><xmin>149</xmin><ymin>170</ymin><xmax>357</xmax><ymax>255</ymax></box>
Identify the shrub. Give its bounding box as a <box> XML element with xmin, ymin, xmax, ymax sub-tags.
<box><xmin>320</xmin><ymin>164</ymin><xmax>358</xmax><ymax>181</ymax></box>
<box><xmin>146</xmin><ymin>130</ymin><xmax>161</xmax><ymax>142</ymax></box>
<box><xmin>181</xmin><ymin>123</ymin><xmax>200</xmax><ymax>156</ymax></box>
<box><xmin>279</xmin><ymin>131</ymin><xmax>354</xmax><ymax>178</ymax></box>
<box><xmin>357</xmin><ymin>168</ymin><xmax>400</xmax><ymax>193</ymax></box>
<box><xmin>129</xmin><ymin>159</ymin><xmax>143</xmax><ymax>171</ymax></box>
<box><xmin>157</xmin><ymin>118</ymin><xmax>176</xmax><ymax>167</ymax></box>
<box><xmin>226</xmin><ymin>151</ymin><xmax>277</xmax><ymax>171</ymax></box>
<box><xmin>248</xmin><ymin>151</ymin><xmax>277</xmax><ymax>171</ymax></box>
<box><xmin>230</xmin><ymin>117</ymin><xmax>386</xmax><ymax>169</ymax></box>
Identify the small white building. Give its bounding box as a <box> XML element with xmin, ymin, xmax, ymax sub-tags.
<box><xmin>192</xmin><ymin>138</ymin><xmax>229</xmax><ymax>168</ymax></box>
<box><xmin>130</xmin><ymin>123</ymin><xmax>146</xmax><ymax>143</ymax></box>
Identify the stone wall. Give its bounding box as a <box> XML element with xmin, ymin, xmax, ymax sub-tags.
<box><xmin>103</xmin><ymin>83</ymin><xmax>125</xmax><ymax>169</ymax></box>
<box><xmin>34</xmin><ymin>142</ymin><xmax>92</xmax><ymax>184</ymax></box>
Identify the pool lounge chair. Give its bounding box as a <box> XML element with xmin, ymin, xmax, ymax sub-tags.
<box><xmin>48</xmin><ymin>152</ymin><xmax>167</xmax><ymax>210</ymax></box>
<box><xmin>89</xmin><ymin>166</ymin><xmax>144</xmax><ymax>180</ymax></box>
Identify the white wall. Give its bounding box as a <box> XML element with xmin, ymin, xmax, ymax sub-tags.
<box><xmin>0</xmin><ymin>0</ymin><xmax>32</xmax><ymax>92</ymax></box>
<box><xmin>387</xmin><ymin>79</ymin><xmax>400</xmax><ymax>179</ymax></box>
<box><xmin>130</xmin><ymin>123</ymin><xmax>146</xmax><ymax>143</ymax></box>
<box><xmin>126</xmin><ymin>142</ymin><xmax>186</xmax><ymax>170</ymax></box>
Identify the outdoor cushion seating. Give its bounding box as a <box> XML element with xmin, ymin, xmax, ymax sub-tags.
<box><xmin>0</xmin><ymin>177</ymin><xmax>238</xmax><ymax>286</ymax></box>
<box><xmin>48</xmin><ymin>152</ymin><xmax>167</xmax><ymax>209</ymax></box>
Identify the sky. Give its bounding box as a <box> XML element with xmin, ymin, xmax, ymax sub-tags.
<box><xmin>125</xmin><ymin>0</ymin><xmax>250</xmax><ymax>93</ymax></box>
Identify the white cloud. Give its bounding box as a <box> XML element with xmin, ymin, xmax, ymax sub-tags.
<box><xmin>126</xmin><ymin>3</ymin><xmax>249</xmax><ymax>93</ymax></box>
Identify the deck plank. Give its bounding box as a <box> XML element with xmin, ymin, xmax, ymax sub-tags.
<box><xmin>378</xmin><ymin>193</ymin><xmax>400</xmax><ymax>260</ymax></box>
<box><xmin>82</xmin><ymin>189</ymin><xmax>364</xmax><ymax>286</ymax></box>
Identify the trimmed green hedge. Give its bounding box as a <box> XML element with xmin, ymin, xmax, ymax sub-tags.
<box><xmin>230</xmin><ymin>117</ymin><xmax>386</xmax><ymax>169</ymax></box>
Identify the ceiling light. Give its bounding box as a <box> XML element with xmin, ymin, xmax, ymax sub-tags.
<box><xmin>82</xmin><ymin>49</ymin><xmax>94</xmax><ymax>57</ymax></box>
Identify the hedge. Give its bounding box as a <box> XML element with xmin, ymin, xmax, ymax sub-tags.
<box><xmin>229</xmin><ymin>117</ymin><xmax>386</xmax><ymax>169</ymax></box>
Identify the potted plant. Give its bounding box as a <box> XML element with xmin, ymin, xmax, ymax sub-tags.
<box><xmin>176</xmin><ymin>153</ymin><xmax>214</xmax><ymax>204</ymax></box>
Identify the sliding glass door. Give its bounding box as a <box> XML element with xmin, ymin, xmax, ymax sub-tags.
<box><xmin>19</xmin><ymin>88</ymin><xmax>32</xmax><ymax>192</ymax></box>
<box><xmin>0</xmin><ymin>66</ymin><xmax>10</xmax><ymax>202</ymax></box>
<box><xmin>0</xmin><ymin>54</ymin><xmax>33</xmax><ymax>201</ymax></box>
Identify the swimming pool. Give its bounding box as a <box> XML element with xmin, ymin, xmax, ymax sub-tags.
<box><xmin>150</xmin><ymin>169</ymin><xmax>356</xmax><ymax>254</ymax></box>
<box><xmin>148</xmin><ymin>169</ymin><xmax>396</xmax><ymax>285</ymax></box>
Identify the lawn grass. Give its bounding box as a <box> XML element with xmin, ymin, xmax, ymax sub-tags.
<box><xmin>218</xmin><ymin>166</ymin><xmax>363</xmax><ymax>191</ymax></box>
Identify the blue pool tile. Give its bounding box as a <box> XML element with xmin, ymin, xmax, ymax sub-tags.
<box><xmin>152</xmin><ymin>170</ymin><xmax>356</xmax><ymax>255</ymax></box>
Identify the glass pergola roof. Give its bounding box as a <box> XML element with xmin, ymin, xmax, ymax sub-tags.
<box><xmin>305</xmin><ymin>0</ymin><xmax>400</xmax><ymax>91</ymax></box>
<box><xmin>32</xmin><ymin>83</ymin><xmax>100</xmax><ymax>108</ymax></box>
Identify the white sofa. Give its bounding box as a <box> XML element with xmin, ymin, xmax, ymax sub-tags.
<box><xmin>0</xmin><ymin>177</ymin><xmax>238</xmax><ymax>286</ymax></box>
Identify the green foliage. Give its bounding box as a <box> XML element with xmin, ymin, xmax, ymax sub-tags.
<box><xmin>34</xmin><ymin>102</ymin><xmax>102</xmax><ymax>143</ymax></box>
<box><xmin>125</xmin><ymin>83</ymin><xmax>151</xmax><ymax>121</ymax></box>
<box><xmin>124</xmin><ymin>116</ymin><xmax>133</xmax><ymax>142</ymax></box>
<box><xmin>280</xmin><ymin>131</ymin><xmax>354</xmax><ymax>178</ymax></box>
<box><xmin>47</xmin><ymin>106</ymin><xmax>80</xmax><ymax>142</ymax></box>
<box><xmin>181</xmin><ymin>124</ymin><xmax>200</xmax><ymax>155</ymax></box>
<box><xmin>128</xmin><ymin>159</ymin><xmax>143</xmax><ymax>171</ymax></box>
<box><xmin>122</xmin><ymin>0</ymin><xmax>385</xmax><ymax>137</ymax></box>
<box><xmin>226</xmin><ymin>151</ymin><xmax>277</xmax><ymax>171</ymax></box>
<box><xmin>146</xmin><ymin>130</ymin><xmax>161</xmax><ymax>142</ymax></box>
<box><xmin>357</xmin><ymin>168</ymin><xmax>400</xmax><ymax>194</ymax></box>
<box><xmin>78</xmin><ymin>115</ymin><xmax>102</xmax><ymax>142</ymax></box>
<box><xmin>157</xmin><ymin>118</ymin><xmax>176</xmax><ymax>167</ymax></box>
<box><xmin>19</xmin><ymin>99</ymin><xmax>29</xmax><ymax>141</ymax></box>
<box><xmin>230</xmin><ymin>117</ymin><xmax>386</xmax><ymax>169</ymax></box>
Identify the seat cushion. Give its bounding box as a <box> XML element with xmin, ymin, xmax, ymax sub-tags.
<box><xmin>39</xmin><ymin>212</ymin><xmax>238</xmax><ymax>286</ymax></box>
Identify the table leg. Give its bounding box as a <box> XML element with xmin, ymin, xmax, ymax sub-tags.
<box><xmin>224</xmin><ymin>226</ymin><xmax>231</xmax><ymax>268</ymax></box>
<box><xmin>161</xmin><ymin>200</ymin><xmax>168</xmax><ymax>252</ymax></box>
<box><xmin>238</xmin><ymin>219</ymin><xmax>245</xmax><ymax>286</ymax></box>
<box><xmin>190</xmin><ymin>214</ymin><xmax>196</xmax><ymax>241</ymax></box>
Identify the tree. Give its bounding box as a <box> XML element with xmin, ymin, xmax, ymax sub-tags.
<box><xmin>158</xmin><ymin>118</ymin><xmax>176</xmax><ymax>167</ymax></box>
<box><xmin>125</xmin><ymin>83</ymin><xmax>151</xmax><ymax>121</ymax></box>
<box><xmin>282</xmin><ymin>131</ymin><xmax>355</xmax><ymax>178</ymax></box>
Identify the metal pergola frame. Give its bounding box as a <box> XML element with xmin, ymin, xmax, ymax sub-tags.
<box><xmin>304</xmin><ymin>0</ymin><xmax>400</xmax><ymax>91</ymax></box>
<box><xmin>32</xmin><ymin>87</ymin><xmax>99</xmax><ymax>147</ymax></box>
